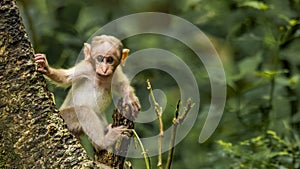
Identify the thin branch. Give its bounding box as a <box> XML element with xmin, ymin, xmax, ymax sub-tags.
<box><xmin>131</xmin><ymin>129</ymin><xmax>151</xmax><ymax>169</ymax></box>
<box><xmin>166</xmin><ymin>99</ymin><xmax>194</xmax><ymax>169</ymax></box>
<box><xmin>178</xmin><ymin>98</ymin><xmax>194</xmax><ymax>124</ymax></box>
<box><xmin>166</xmin><ymin>100</ymin><xmax>180</xmax><ymax>169</ymax></box>
<box><xmin>147</xmin><ymin>79</ymin><xmax>164</xmax><ymax>169</ymax></box>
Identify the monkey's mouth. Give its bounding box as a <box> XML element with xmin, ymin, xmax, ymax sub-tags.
<box><xmin>97</xmin><ymin>73</ymin><xmax>110</xmax><ymax>78</ymax></box>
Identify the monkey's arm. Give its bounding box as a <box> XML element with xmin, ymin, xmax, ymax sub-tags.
<box><xmin>46</xmin><ymin>68</ymin><xmax>74</xmax><ymax>86</ymax></box>
<box><xmin>35</xmin><ymin>54</ymin><xmax>74</xmax><ymax>86</ymax></box>
<box><xmin>113</xmin><ymin>67</ymin><xmax>141</xmax><ymax>117</ymax></box>
<box><xmin>35</xmin><ymin>54</ymin><xmax>95</xmax><ymax>86</ymax></box>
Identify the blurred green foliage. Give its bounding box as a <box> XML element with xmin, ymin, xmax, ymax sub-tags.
<box><xmin>17</xmin><ymin>0</ymin><xmax>300</xmax><ymax>168</ymax></box>
<box><xmin>218</xmin><ymin>130</ymin><xmax>300</xmax><ymax>168</ymax></box>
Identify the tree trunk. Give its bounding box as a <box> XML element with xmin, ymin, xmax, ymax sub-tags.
<box><xmin>0</xmin><ymin>0</ymin><xmax>97</xmax><ymax>168</ymax></box>
<box><xmin>0</xmin><ymin>1</ymin><xmax>133</xmax><ymax>168</ymax></box>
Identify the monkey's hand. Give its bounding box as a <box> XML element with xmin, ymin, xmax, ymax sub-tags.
<box><xmin>99</xmin><ymin>124</ymin><xmax>128</xmax><ymax>149</ymax></box>
<box><xmin>34</xmin><ymin>53</ymin><xmax>50</xmax><ymax>74</ymax></box>
<box><xmin>124</xmin><ymin>94</ymin><xmax>141</xmax><ymax>119</ymax></box>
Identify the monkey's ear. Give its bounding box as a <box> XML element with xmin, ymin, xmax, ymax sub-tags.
<box><xmin>84</xmin><ymin>43</ymin><xmax>91</xmax><ymax>60</ymax></box>
<box><xmin>121</xmin><ymin>49</ymin><xmax>130</xmax><ymax>66</ymax></box>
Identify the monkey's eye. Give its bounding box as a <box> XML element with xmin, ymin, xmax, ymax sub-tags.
<box><xmin>107</xmin><ymin>57</ymin><xmax>114</xmax><ymax>64</ymax></box>
<box><xmin>97</xmin><ymin>55</ymin><xmax>104</xmax><ymax>62</ymax></box>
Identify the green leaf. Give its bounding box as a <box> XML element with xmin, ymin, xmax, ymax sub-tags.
<box><xmin>255</xmin><ymin>70</ymin><xmax>277</xmax><ymax>78</ymax></box>
<box><xmin>239</xmin><ymin>1</ymin><xmax>269</xmax><ymax>10</ymax></box>
<box><xmin>289</xmin><ymin>75</ymin><xmax>299</xmax><ymax>85</ymax></box>
<box><xmin>217</xmin><ymin>140</ymin><xmax>234</xmax><ymax>153</ymax></box>
<box><xmin>255</xmin><ymin>69</ymin><xmax>288</xmax><ymax>79</ymax></box>
<box><xmin>233</xmin><ymin>54</ymin><xmax>262</xmax><ymax>80</ymax></box>
<box><xmin>289</xmin><ymin>19</ymin><xmax>298</xmax><ymax>26</ymax></box>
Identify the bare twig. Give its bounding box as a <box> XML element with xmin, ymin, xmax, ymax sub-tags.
<box><xmin>178</xmin><ymin>98</ymin><xmax>194</xmax><ymax>124</ymax></box>
<box><xmin>166</xmin><ymin>100</ymin><xmax>180</xmax><ymax>169</ymax></box>
<box><xmin>147</xmin><ymin>79</ymin><xmax>164</xmax><ymax>169</ymax></box>
<box><xmin>166</xmin><ymin>99</ymin><xmax>194</xmax><ymax>169</ymax></box>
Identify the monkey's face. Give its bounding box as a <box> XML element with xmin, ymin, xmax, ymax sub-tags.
<box><xmin>91</xmin><ymin>42</ymin><xmax>121</xmax><ymax>77</ymax></box>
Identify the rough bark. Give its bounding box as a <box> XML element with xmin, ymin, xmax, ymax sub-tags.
<box><xmin>0</xmin><ymin>1</ymin><xmax>133</xmax><ymax>168</ymax></box>
<box><xmin>0</xmin><ymin>0</ymin><xmax>97</xmax><ymax>168</ymax></box>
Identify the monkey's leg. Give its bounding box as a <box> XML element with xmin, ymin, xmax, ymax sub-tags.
<box><xmin>60</xmin><ymin>107</ymin><xmax>82</xmax><ymax>137</ymax></box>
<box><xmin>60</xmin><ymin>107</ymin><xmax>95</xmax><ymax>159</ymax></box>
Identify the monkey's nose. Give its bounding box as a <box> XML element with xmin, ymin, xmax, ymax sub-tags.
<box><xmin>102</xmin><ymin>66</ymin><xmax>108</xmax><ymax>73</ymax></box>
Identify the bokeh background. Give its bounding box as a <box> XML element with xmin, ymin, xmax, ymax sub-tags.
<box><xmin>18</xmin><ymin>0</ymin><xmax>300</xmax><ymax>168</ymax></box>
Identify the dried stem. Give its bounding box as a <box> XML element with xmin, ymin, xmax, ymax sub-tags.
<box><xmin>166</xmin><ymin>99</ymin><xmax>194</xmax><ymax>169</ymax></box>
<box><xmin>178</xmin><ymin>98</ymin><xmax>194</xmax><ymax>124</ymax></box>
<box><xmin>147</xmin><ymin>79</ymin><xmax>164</xmax><ymax>169</ymax></box>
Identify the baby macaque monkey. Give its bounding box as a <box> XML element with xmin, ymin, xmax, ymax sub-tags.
<box><xmin>35</xmin><ymin>35</ymin><xmax>140</xmax><ymax>151</ymax></box>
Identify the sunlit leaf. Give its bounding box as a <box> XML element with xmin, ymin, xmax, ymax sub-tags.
<box><xmin>255</xmin><ymin>69</ymin><xmax>288</xmax><ymax>79</ymax></box>
<box><xmin>255</xmin><ymin>71</ymin><xmax>275</xmax><ymax>78</ymax></box>
<box><xmin>289</xmin><ymin>19</ymin><xmax>298</xmax><ymax>26</ymax></box>
<box><xmin>217</xmin><ymin>140</ymin><xmax>233</xmax><ymax>153</ymax></box>
<box><xmin>289</xmin><ymin>74</ymin><xmax>299</xmax><ymax>85</ymax></box>
<box><xmin>238</xmin><ymin>1</ymin><xmax>269</xmax><ymax>10</ymax></box>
